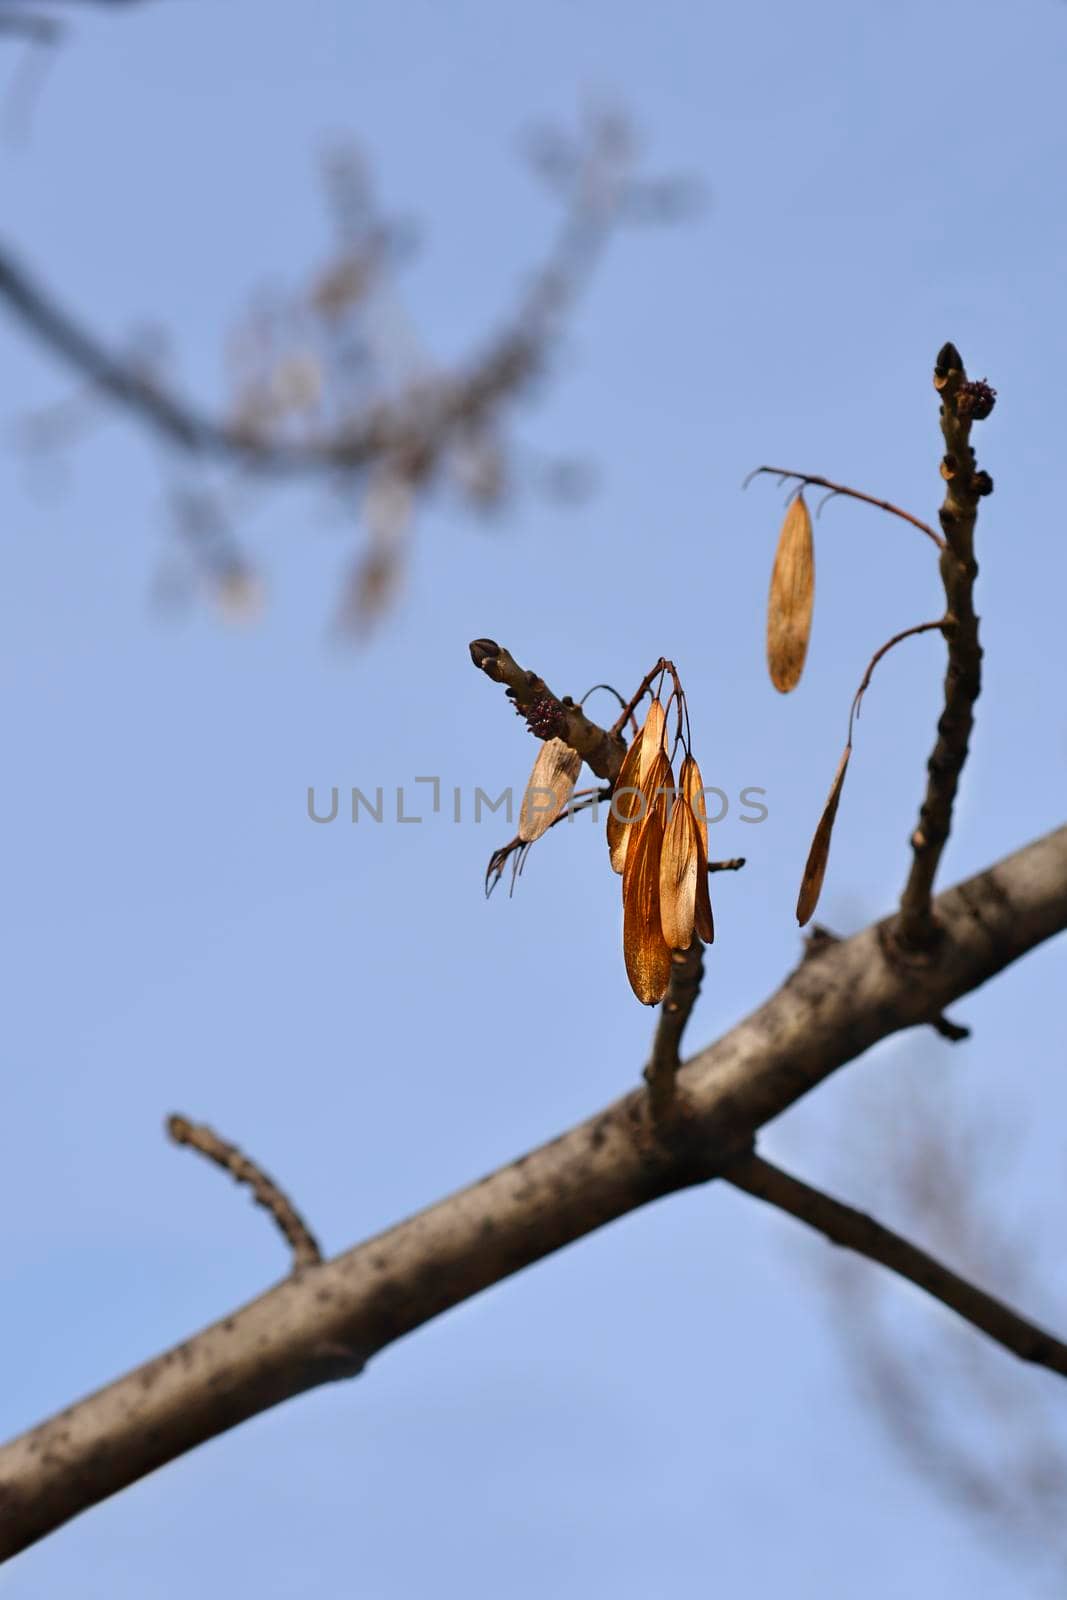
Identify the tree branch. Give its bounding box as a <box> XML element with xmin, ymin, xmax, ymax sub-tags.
<box><xmin>1</xmin><ymin>822</ymin><xmax>1064</xmax><ymax>1559</ymax></box>
<box><xmin>724</xmin><ymin>1152</ymin><xmax>1067</xmax><ymax>1378</ymax></box>
<box><xmin>747</xmin><ymin>465</ymin><xmax>945</xmax><ymax>551</ymax></box>
<box><xmin>469</xmin><ymin>637</ymin><xmax>627</xmax><ymax>781</ymax></box>
<box><xmin>166</xmin><ymin>1115</ymin><xmax>322</xmax><ymax>1273</ymax></box>
<box><xmin>897</xmin><ymin>345</ymin><xmax>993</xmax><ymax>947</ymax></box>
<box><xmin>644</xmin><ymin>938</ymin><xmax>704</xmax><ymax>1118</ymax></box>
<box><xmin>0</xmin><ymin>123</ymin><xmax>632</xmax><ymax>488</ymax></box>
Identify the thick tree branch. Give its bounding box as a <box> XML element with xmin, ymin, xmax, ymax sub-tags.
<box><xmin>724</xmin><ymin>1153</ymin><xmax>1067</xmax><ymax>1378</ymax></box>
<box><xmin>897</xmin><ymin>345</ymin><xmax>993</xmax><ymax>947</ymax></box>
<box><xmin>166</xmin><ymin>1115</ymin><xmax>322</xmax><ymax>1272</ymax></box>
<box><xmin>1</xmin><ymin>822</ymin><xmax>1065</xmax><ymax>1559</ymax></box>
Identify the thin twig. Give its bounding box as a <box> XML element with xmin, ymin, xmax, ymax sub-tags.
<box><xmin>167</xmin><ymin>1115</ymin><xmax>322</xmax><ymax>1272</ymax></box>
<box><xmin>897</xmin><ymin>345</ymin><xmax>991</xmax><ymax>948</ymax></box>
<box><xmin>485</xmin><ymin>784</ymin><xmax>612</xmax><ymax>896</ymax></box>
<box><xmin>747</xmin><ymin>465</ymin><xmax>946</xmax><ymax>551</ymax></box>
<box><xmin>848</xmin><ymin>618</ymin><xmax>948</xmax><ymax>744</ymax></box>
<box><xmin>609</xmin><ymin>656</ymin><xmax>668</xmax><ymax>738</ymax></box>
<box><xmin>724</xmin><ymin>1152</ymin><xmax>1067</xmax><ymax>1379</ymax></box>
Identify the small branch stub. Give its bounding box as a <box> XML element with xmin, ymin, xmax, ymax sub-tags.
<box><xmin>167</xmin><ymin>1115</ymin><xmax>323</xmax><ymax>1272</ymax></box>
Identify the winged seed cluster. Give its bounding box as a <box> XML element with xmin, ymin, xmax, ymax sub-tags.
<box><xmin>607</xmin><ymin>696</ymin><xmax>714</xmax><ymax>1005</ymax></box>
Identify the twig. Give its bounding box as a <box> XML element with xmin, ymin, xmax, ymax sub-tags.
<box><xmin>644</xmin><ymin>938</ymin><xmax>704</xmax><ymax>1117</ymax></box>
<box><xmin>848</xmin><ymin>619</ymin><xmax>948</xmax><ymax>743</ymax></box>
<box><xmin>747</xmin><ymin>465</ymin><xmax>946</xmax><ymax>551</ymax></box>
<box><xmin>609</xmin><ymin>656</ymin><xmax>668</xmax><ymax>738</ymax></box>
<box><xmin>484</xmin><ymin>784</ymin><xmax>612</xmax><ymax>896</ymax></box>
<box><xmin>469</xmin><ymin>638</ymin><xmax>627</xmax><ymax>781</ymax></box>
<box><xmin>167</xmin><ymin>1115</ymin><xmax>322</xmax><ymax>1272</ymax></box>
<box><xmin>897</xmin><ymin>345</ymin><xmax>992</xmax><ymax>948</ymax></box>
<box><xmin>724</xmin><ymin>1152</ymin><xmax>1067</xmax><ymax>1379</ymax></box>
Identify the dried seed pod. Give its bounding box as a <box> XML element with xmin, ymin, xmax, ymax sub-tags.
<box><xmin>693</xmin><ymin>825</ymin><xmax>715</xmax><ymax>945</ymax></box>
<box><xmin>607</xmin><ymin>697</ymin><xmax>667</xmax><ymax>875</ymax></box>
<box><xmin>767</xmin><ymin>493</ymin><xmax>815</xmax><ymax>693</ymax></box>
<box><xmin>660</xmin><ymin>788</ymin><xmax>699</xmax><ymax>950</ymax></box>
<box><xmin>622</xmin><ymin>750</ymin><xmax>673</xmax><ymax>1004</ymax></box>
<box><xmin>606</xmin><ymin>733</ymin><xmax>645</xmax><ymax>874</ymax></box>
<box><xmin>680</xmin><ymin>754</ymin><xmax>714</xmax><ymax>942</ymax></box>
<box><xmin>518</xmin><ymin>737</ymin><xmax>581</xmax><ymax>842</ymax></box>
<box><xmin>638</xmin><ymin>698</ymin><xmax>667</xmax><ymax>783</ymax></box>
<box><xmin>796</xmin><ymin>743</ymin><xmax>851</xmax><ymax>926</ymax></box>
<box><xmin>680</xmin><ymin>754</ymin><xmax>708</xmax><ymax>857</ymax></box>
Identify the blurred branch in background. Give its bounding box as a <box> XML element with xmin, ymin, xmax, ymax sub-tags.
<box><xmin>802</xmin><ymin>1050</ymin><xmax>1067</xmax><ymax>1580</ymax></box>
<box><xmin>0</xmin><ymin>88</ymin><xmax>696</xmax><ymax>630</ymax></box>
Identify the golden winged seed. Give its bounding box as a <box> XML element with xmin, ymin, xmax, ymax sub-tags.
<box><xmin>681</xmin><ymin>753</ymin><xmax>714</xmax><ymax>943</ymax></box>
<box><xmin>659</xmin><ymin>789</ymin><xmax>699</xmax><ymax>950</ymax></box>
<box><xmin>622</xmin><ymin>749</ymin><xmax>674</xmax><ymax>1004</ymax></box>
<box><xmin>767</xmin><ymin>493</ymin><xmax>815</xmax><ymax>693</ymax></box>
<box><xmin>680</xmin><ymin>755</ymin><xmax>708</xmax><ymax>855</ymax></box>
<box><xmin>638</xmin><ymin>698</ymin><xmax>667</xmax><ymax>784</ymax></box>
<box><xmin>607</xmin><ymin>698</ymin><xmax>668</xmax><ymax>875</ymax></box>
<box><xmin>518</xmin><ymin>737</ymin><xmax>582</xmax><ymax>843</ymax></box>
<box><xmin>796</xmin><ymin>743</ymin><xmax>852</xmax><ymax>926</ymax></box>
<box><xmin>607</xmin><ymin>732</ymin><xmax>645</xmax><ymax>874</ymax></box>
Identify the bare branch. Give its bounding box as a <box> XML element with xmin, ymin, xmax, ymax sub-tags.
<box><xmin>897</xmin><ymin>346</ymin><xmax>993</xmax><ymax>947</ymax></box>
<box><xmin>724</xmin><ymin>1152</ymin><xmax>1067</xmax><ymax>1379</ymax></box>
<box><xmin>469</xmin><ymin>638</ymin><xmax>627</xmax><ymax>781</ymax></box>
<box><xmin>0</xmin><ymin>822</ymin><xmax>1064</xmax><ymax>1559</ymax></box>
<box><xmin>166</xmin><ymin>1115</ymin><xmax>322</xmax><ymax>1273</ymax></box>
<box><xmin>747</xmin><ymin>465</ymin><xmax>946</xmax><ymax>551</ymax></box>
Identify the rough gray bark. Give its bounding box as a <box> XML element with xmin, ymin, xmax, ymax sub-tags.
<box><xmin>1</xmin><ymin>821</ymin><xmax>1064</xmax><ymax>1562</ymax></box>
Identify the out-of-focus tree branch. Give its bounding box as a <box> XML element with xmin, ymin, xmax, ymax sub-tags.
<box><xmin>0</xmin><ymin>107</ymin><xmax>684</xmax><ymax>625</ymax></box>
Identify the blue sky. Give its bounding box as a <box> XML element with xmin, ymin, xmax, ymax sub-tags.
<box><xmin>2</xmin><ymin>0</ymin><xmax>1066</xmax><ymax>1594</ymax></box>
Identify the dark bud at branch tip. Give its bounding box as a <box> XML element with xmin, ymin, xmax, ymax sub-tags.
<box><xmin>935</xmin><ymin>341</ymin><xmax>963</xmax><ymax>376</ymax></box>
<box><xmin>956</xmin><ymin>379</ymin><xmax>997</xmax><ymax>422</ymax></box>
<box><xmin>469</xmin><ymin>638</ymin><xmax>500</xmax><ymax>668</ymax></box>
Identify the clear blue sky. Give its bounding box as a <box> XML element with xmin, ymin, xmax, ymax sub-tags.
<box><xmin>2</xmin><ymin>1</ymin><xmax>1066</xmax><ymax>1594</ymax></box>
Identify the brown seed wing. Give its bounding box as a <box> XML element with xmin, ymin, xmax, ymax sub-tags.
<box><xmin>693</xmin><ymin>815</ymin><xmax>715</xmax><ymax>944</ymax></box>
<box><xmin>796</xmin><ymin>743</ymin><xmax>851</xmax><ymax>926</ymax></box>
<box><xmin>622</xmin><ymin>799</ymin><xmax>672</xmax><ymax>1004</ymax></box>
<box><xmin>680</xmin><ymin>754</ymin><xmax>709</xmax><ymax>859</ymax></box>
<box><xmin>606</xmin><ymin>731</ymin><xmax>646</xmax><ymax>874</ymax></box>
<box><xmin>518</xmin><ymin>738</ymin><xmax>582</xmax><ymax>842</ymax></box>
<box><xmin>767</xmin><ymin>493</ymin><xmax>815</xmax><ymax>693</ymax></box>
<box><xmin>659</xmin><ymin>791</ymin><xmax>698</xmax><ymax>950</ymax></box>
<box><xmin>638</xmin><ymin>698</ymin><xmax>667</xmax><ymax>785</ymax></box>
